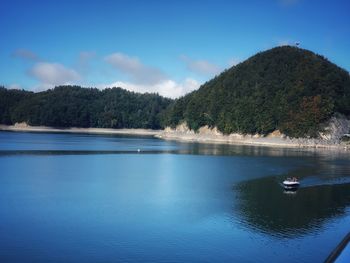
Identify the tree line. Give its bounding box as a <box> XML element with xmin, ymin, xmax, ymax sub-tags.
<box><xmin>0</xmin><ymin>85</ymin><xmax>172</xmax><ymax>129</ymax></box>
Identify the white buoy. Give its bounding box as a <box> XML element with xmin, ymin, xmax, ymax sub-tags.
<box><xmin>137</xmin><ymin>149</ymin><xmax>141</xmax><ymax>152</ymax></box>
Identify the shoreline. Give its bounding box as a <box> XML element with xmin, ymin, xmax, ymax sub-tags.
<box><xmin>0</xmin><ymin>124</ymin><xmax>161</xmax><ymax>136</ymax></box>
<box><xmin>0</xmin><ymin>124</ymin><xmax>348</xmax><ymax>150</ymax></box>
<box><xmin>156</xmin><ymin>125</ymin><xmax>349</xmax><ymax>150</ymax></box>
<box><xmin>156</xmin><ymin>133</ymin><xmax>347</xmax><ymax>149</ymax></box>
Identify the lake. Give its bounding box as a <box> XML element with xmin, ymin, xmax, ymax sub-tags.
<box><xmin>0</xmin><ymin>131</ymin><xmax>349</xmax><ymax>262</ymax></box>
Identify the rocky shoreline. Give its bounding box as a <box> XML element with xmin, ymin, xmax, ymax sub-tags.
<box><xmin>1</xmin><ymin>118</ymin><xmax>349</xmax><ymax>150</ymax></box>
<box><xmin>156</xmin><ymin>119</ymin><xmax>350</xmax><ymax>149</ymax></box>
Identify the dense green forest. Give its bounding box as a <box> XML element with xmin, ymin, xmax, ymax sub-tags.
<box><xmin>1</xmin><ymin>46</ymin><xmax>350</xmax><ymax>137</ymax></box>
<box><xmin>0</xmin><ymin>86</ymin><xmax>171</xmax><ymax>129</ymax></box>
<box><xmin>164</xmin><ymin>46</ymin><xmax>350</xmax><ymax>137</ymax></box>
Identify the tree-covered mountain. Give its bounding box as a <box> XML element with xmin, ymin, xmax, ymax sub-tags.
<box><xmin>164</xmin><ymin>46</ymin><xmax>350</xmax><ymax>137</ymax></box>
<box><xmin>0</xmin><ymin>86</ymin><xmax>171</xmax><ymax>129</ymax></box>
<box><xmin>1</xmin><ymin>46</ymin><xmax>350</xmax><ymax>137</ymax></box>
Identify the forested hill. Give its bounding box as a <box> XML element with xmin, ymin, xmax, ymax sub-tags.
<box><xmin>164</xmin><ymin>46</ymin><xmax>350</xmax><ymax>138</ymax></box>
<box><xmin>1</xmin><ymin>47</ymin><xmax>350</xmax><ymax>136</ymax></box>
<box><xmin>0</xmin><ymin>86</ymin><xmax>172</xmax><ymax>129</ymax></box>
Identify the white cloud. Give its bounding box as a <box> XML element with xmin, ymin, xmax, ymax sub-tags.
<box><xmin>105</xmin><ymin>52</ymin><xmax>167</xmax><ymax>85</ymax></box>
<box><xmin>99</xmin><ymin>78</ymin><xmax>200</xmax><ymax>99</ymax></box>
<box><xmin>13</xmin><ymin>49</ymin><xmax>40</xmax><ymax>61</ymax></box>
<box><xmin>20</xmin><ymin>51</ymin><xmax>201</xmax><ymax>97</ymax></box>
<box><xmin>180</xmin><ymin>55</ymin><xmax>221</xmax><ymax>76</ymax></box>
<box><xmin>79</xmin><ymin>51</ymin><xmax>95</xmax><ymax>62</ymax></box>
<box><xmin>30</xmin><ymin>62</ymin><xmax>80</xmax><ymax>89</ymax></box>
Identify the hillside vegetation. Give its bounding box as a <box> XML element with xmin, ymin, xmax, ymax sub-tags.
<box><xmin>164</xmin><ymin>46</ymin><xmax>350</xmax><ymax>137</ymax></box>
<box><xmin>0</xmin><ymin>86</ymin><xmax>171</xmax><ymax>129</ymax></box>
<box><xmin>1</xmin><ymin>46</ymin><xmax>350</xmax><ymax>137</ymax></box>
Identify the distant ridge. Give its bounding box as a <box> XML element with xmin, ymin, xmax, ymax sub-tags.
<box><xmin>0</xmin><ymin>86</ymin><xmax>172</xmax><ymax>129</ymax></box>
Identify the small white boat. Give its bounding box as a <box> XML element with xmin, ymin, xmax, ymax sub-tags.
<box><xmin>283</xmin><ymin>178</ymin><xmax>300</xmax><ymax>189</ymax></box>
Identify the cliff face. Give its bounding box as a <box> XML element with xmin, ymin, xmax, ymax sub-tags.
<box><xmin>319</xmin><ymin>115</ymin><xmax>350</xmax><ymax>143</ymax></box>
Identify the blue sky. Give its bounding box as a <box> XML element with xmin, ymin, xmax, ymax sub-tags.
<box><xmin>1</xmin><ymin>0</ymin><xmax>349</xmax><ymax>98</ymax></box>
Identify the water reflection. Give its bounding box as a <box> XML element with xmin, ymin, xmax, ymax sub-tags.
<box><xmin>234</xmin><ymin>175</ymin><xmax>350</xmax><ymax>238</ymax></box>
<box><xmin>177</xmin><ymin>142</ymin><xmax>319</xmax><ymax>157</ymax></box>
<box><xmin>1</xmin><ymin>130</ymin><xmax>349</xmax><ymax>158</ymax></box>
<box><xmin>1</xmin><ymin>141</ymin><xmax>349</xmax><ymax>160</ymax></box>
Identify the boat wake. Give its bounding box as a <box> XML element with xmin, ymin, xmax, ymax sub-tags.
<box><xmin>294</xmin><ymin>176</ymin><xmax>350</xmax><ymax>189</ymax></box>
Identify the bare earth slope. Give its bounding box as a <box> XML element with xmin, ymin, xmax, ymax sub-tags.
<box><xmin>157</xmin><ymin>116</ymin><xmax>350</xmax><ymax>149</ymax></box>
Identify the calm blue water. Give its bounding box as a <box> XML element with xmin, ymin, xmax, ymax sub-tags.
<box><xmin>0</xmin><ymin>131</ymin><xmax>350</xmax><ymax>262</ymax></box>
